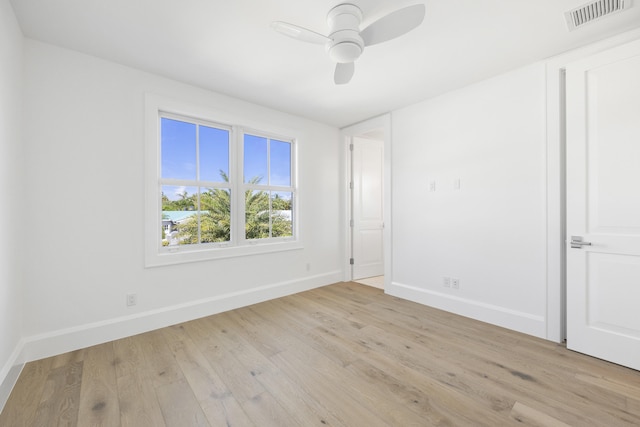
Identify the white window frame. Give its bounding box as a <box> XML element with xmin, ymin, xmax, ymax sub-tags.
<box><xmin>239</xmin><ymin>129</ymin><xmax>297</xmax><ymax>245</ymax></box>
<box><xmin>145</xmin><ymin>94</ymin><xmax>301</xmax><ymax>267</ymax></box>
<box><xmin>159</xmin><ymin>112</ymin><xmax>234</xmax><ymax>248</ymax></box>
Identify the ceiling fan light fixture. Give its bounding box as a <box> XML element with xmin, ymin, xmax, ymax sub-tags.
<box><xmin>328</xmin><ymin>41</ymin><xmax>362</xmax><ymax>63</ymax></box>
<box><xmin>271</xmin><ymin>3</ymin><xmax>427</xmax><ymax>84</ymax></box>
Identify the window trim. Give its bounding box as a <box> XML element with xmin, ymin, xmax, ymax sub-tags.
<box><xmin>239</xmin><ymin>129</ymin><xmax>296</xmax><ymax>245</ymax></box>
<box><xmin>159</xmin><ymin>112</ymin><xmax>234</xmax><ymax>248</ymax></box>
<box><xmin>145</xmin><ymin>93</ymin><xmax>301</xmax><ymax>267</ymax></box>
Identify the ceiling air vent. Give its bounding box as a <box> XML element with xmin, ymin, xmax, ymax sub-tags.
<box><xmin>565</xmin><ymin>0</ymin><xmax>632</xmax><ymax>31</ymax></box>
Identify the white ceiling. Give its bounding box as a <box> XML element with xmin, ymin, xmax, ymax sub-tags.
<box><xmin>10</xmin><ymin>0</ymin><xmax>640</xmax><ymax>128</ymax></box>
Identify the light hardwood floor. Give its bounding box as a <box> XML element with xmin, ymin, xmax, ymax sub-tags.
<box><xmin>2</xmin><ymin>282</ymin><xmax>640</xmax><ymax>426</ymax></box>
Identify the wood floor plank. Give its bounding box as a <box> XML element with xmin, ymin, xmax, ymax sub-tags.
<box><xmin>274</xmin><ymin>330</ymin><xmax>430</xmax><ymax>425</ymax></box>
<box><xmin>200</xmin><ymin>396</ymin><xmax>256</xmax><ymax>427</ymax></box>
<box><xmin>202</xmin><ymin>312</ymin><xmax>279</xmax><ymax>377</ymax></box>
<box><xmin>289</xmin><ymin>294</ymin><xmax>513</xmax><ymax>425</ymax></box>
<box><xmin>155</xmin><ymin>379</ymin><xmax>210</xmax><ymax>427</ymax></box>
<box><xmin>33</xmin><ymin>361</ymin><xmax>83</xmax><ymax>427</ymax></box>
<box><xmin>252</xmin><ymin>297</ymin><xmax>362</xmax><ymax>369</ymax></box>
<box><xmin>116</xmin><ymin>373</ymin><xmax>166</xmax><ymax>427</ymax></box>
<box><xmin>4</xmin><ymin>283</ymin><xmax>640</xmax><ymax>426</ymax></box>
<box><xmin>159</xmin><ymin>324</ymin><xmax>255</xmax><ymax>427</ymax></box>
<box><xmin>219</xmin><ymin>306</ymin><xmax>351</xmax><ymax>426</ymax></box>
<box><xmin>255</xmin><ymin>294</ymin><xmax>368</xmax><ymax>370</ymax></box>
<box><xmin>181</xmin><ymin>315</ymin><xmax>267</xmax><ymax>403</ymax></box>
<box><xmin>341</xmin><ymin>296</ymin><xmax>636</xmax><ymax>424</ymax></box>
<box><xmin>328</xmin><ymin>288</ymin><xmax>630</xmax><ymax>425</ymax></box>
<box><xmin>211</xmin><ymin>314</ymin><xmax>350</xmax><ymax>426</ymax></box>
<box><xmin>77</xmin><ymin>342</ymin><xmax>120</xmax><ymax>426</ymax></box>
<box><xmin>137</xmin><ymin>328</ymin><xmax>210</xmax><ymax>426</ymax></box>
<box><xmin>509</xmin><ymin>401</ymin><xmax>572</xmax><ymax>427</ymax></box>
<box><xmin>223</xmin><ymin>307</ymin><xmax>287</xmax><ymax>358</ymax></box>
<box><xmin>576</xmin><ymin>372</ymin><xmax>640</xmax><ymax>401</ymax></box>
<box><xmin>136</xmin><ymin>329</ymin><xmax>184</xmax><ymax>389</ymax></box>
<box><xmin>241</xmin><ymin>391</ymin><xmax>302</xmax><ymax>427</ymax></box>
<box><xmin>49</xmin><ymin>349</ymin><xmax>85</xmax><ymax>370</ymax></box>
<box><xmin>160</xmin><ymin>327</ymin><xmax>231</xmax><ymax>402</ymax></box>
<box><xmin>0</xmin><ymin>358</ymin><xmax>52</xmax><ymax>427</ymax></box>
<box><xmin>254</xmin><ymin>368</ymin><xmax>347</xmax><ymax>427</ymax></box>
<box><xmin>113</xmin><ymin>336</ymin><xmax>167</xmax><ymax>427</ymax></box>
<box><xmin>270</xmin><ymin>349</ymin><xmax>389</xmax><ymax>427</ymax></box>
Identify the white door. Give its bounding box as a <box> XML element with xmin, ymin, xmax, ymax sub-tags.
<box><xmin>566</xmin><ymin>39</ymin><xmax>640</xmax><ymax>371</ymax></box>
<box><xmin>352</xmin><ymin>136</ymin><xmax>384</xmax><ymax>280</ymax></box>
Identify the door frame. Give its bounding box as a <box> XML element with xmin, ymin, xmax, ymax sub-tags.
<box><xmin>545</xmin><ymin>28</ymin><xmax>640</xmax><ymax>343</ymax></box>
<box><xmin>341</xmin><ymin>114</ymin><xmax>392</xmax><ymax>288</ymax></box>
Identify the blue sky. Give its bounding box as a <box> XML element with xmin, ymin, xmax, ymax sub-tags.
<box><xmin>243</xmin><ymin>134</ymin><xmax>291</xmax><ymax>186</ymax></box>
<box><xmin>161</xmin><ymin>118</ymin><xmax>227</xmax><ymax>183</ymax></box>
<box><xmin>161</xmin><ymin>118</ymin><xmax>292</xmax><ymax>201</ymax></box>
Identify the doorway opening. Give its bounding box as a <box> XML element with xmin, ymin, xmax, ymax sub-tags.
<box><xmin>341</xmin><ymin>115</ymin><xmax>391</xmax><ymax>291</ymax></box>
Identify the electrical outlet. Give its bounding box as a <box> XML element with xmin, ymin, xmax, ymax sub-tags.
<box><xmin>126</xmin><ymin>293</ymin><xmax>137</xmax><ymax>307</ymax></box>
<box><xmin>429</xmin><ymin>180</ymin><xmax>436</xmax><ymax>192</ymax></box>
<box><xmin>443</xmin><ymin>277</ymin><xmax>451</xmax><ymax>288</ymax></box>
<box><xmin>452</xmin><ymin>278</ymin><xmax>460</xmax><ymax>290</ymax></box>
<box><xmin>306</xmin><ymin>263</ymin><xmax>311</xmax><ymax>272</ymax></box>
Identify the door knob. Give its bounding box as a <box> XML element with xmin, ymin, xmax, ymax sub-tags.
<box><xmin>570</xmin><ymin>236</ymin><xmax>592</xmax><ymax>249</ymax></box>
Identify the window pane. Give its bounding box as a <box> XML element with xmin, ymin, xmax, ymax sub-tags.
<box><xmin>200</xmin><ymin>187</ymin><xmax>231</xmax><ymax>243</ymax></box>
<box><xmin>161</xmin><ymin>118</ymin><xmax>196</xmax><ymax>180</ymax></box>
<box><xmin>244</xmin><ymin>134</ymin><xmax>267</xmax><ymax>184</ymax></box>
<box><xmin>270</xmin><ymin>140</ymin><xmax>291</xmax><ymax>186</ymax></box>
<box><xmin>161</xmin><ymin>185</ymin><xmax>199</xmax><ymax>246</ymax></box>
<box><xmin>271</xmin><ymin>191</ymin><xmax>293</xmax><ymax>237</ymax></box>
<box><xmin>245</xmin><ymin>189</ymin><xmax>270</xmax><ymax>239</ymax></box>
<box><xmin>200</xmin><ymin>125</ymin><xmax>229</xmax><ymax>183</ymax></box>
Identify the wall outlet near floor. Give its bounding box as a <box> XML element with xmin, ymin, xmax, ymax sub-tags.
<box><xmin>443</xmin><ymin>277</ymin><xmax>451</xmax><ymax>287</ymax></box>
<box><xmin>452</xmin><ymin>278</ymin><xmax>460</xmax><ymax>290</ymax></box>
<box><xmin>126</xmin><ymin>293</ymin><xmax>137</xmax><ymax>307</ymax></box>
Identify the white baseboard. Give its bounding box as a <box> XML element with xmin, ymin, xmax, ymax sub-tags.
<box><xmin>20</xmin><ymin>271</ymin><xmax>342</xmax><ymax>364</ymax></box>
<box><xmin>0</xmin><ymin>340</ymin><xmax>25</xmax><ymax>414</ymax></box>
<box><xmin>386</xmin><ymin>281</ymin><xmax>546</xmax><ymax>339</ymax></box>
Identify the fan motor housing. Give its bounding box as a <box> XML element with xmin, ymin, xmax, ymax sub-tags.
<box><xmin>326</xmin><ymin>3</ymin><xmax>364</xmax><ymax>63</ymax></box>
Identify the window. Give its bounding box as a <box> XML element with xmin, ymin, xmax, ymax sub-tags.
<box><xmin>160</xmin><ymin>115</ymin><xmax>231</xmax><ymax>247</ymax></box>
<box><xmin>145</xmin><ymin>95</ymin><xmax>300</xmax><ymax>266</ymax></box>
<box><xmin>243</xmin><ymin>133</ymin><xmax>294</xmax><ymax>240</ymax></box>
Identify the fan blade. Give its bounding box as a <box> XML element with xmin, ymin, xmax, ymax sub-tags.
<box><xmin>361</xmin><ymin>4</ymin><xmax>426</xmax><ymax>47</ymax></box>
<box><xmin>271</xmin><ymin>21</ymin><xmax>330</xmax><ymax>44</ymax></box>
<box><xmin>334</xmin><ymin>62</ymin><xmax>355</xmax><ymax>85</ymax></box>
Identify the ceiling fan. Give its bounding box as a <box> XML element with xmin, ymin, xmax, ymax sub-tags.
<box><xmin>271</xmin><ymin>3</ymin><xmax>426</xmax><ymax>85</ymax></box>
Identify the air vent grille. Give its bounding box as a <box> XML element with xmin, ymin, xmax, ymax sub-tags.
<box><xmin>565</xmin><ymin>0</ymin><xmax>632</xmax><ymax>31</ymax></box>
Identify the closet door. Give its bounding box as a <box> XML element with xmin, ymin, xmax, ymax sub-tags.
<box><xmin>565</xmin><ymin>39</ymin><xmax>640</xmax><ymax>370</ymax></box>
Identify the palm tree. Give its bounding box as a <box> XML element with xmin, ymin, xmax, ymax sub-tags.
<box><xmin>175</xmin><ymin>172</ymin><xmax>291</xmax><ymax>244</ymax></box>
<box><xmin>244</xmin><ymin>176</ymin><xmax>270</xmax><ymax>240</ymax></box>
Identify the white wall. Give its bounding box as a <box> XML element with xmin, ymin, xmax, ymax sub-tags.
<box><xmin>0</xmin><ymin>0</ymin><xmax>24</xmax><ymax>408</ymax></box>
<box><xmin>20</xmin><ymin>40</ymin><xmax>342</xmax><ymax>361</ymax></box>
<box><xmin>388</xmin><ymin>63</ymin><xmax>549</xmax><ymax>338</ymax></box>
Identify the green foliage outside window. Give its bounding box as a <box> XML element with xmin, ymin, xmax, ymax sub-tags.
<box><xmin>162</xmin><ymin>172</ymin><xmax>292</xmax><ymax>245</ymax></box>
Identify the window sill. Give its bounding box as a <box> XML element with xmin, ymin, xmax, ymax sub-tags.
<box><xmin>145</xmin><ymin>240</ymin><xmax>303</xmax><ymax>268</ymax></box>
